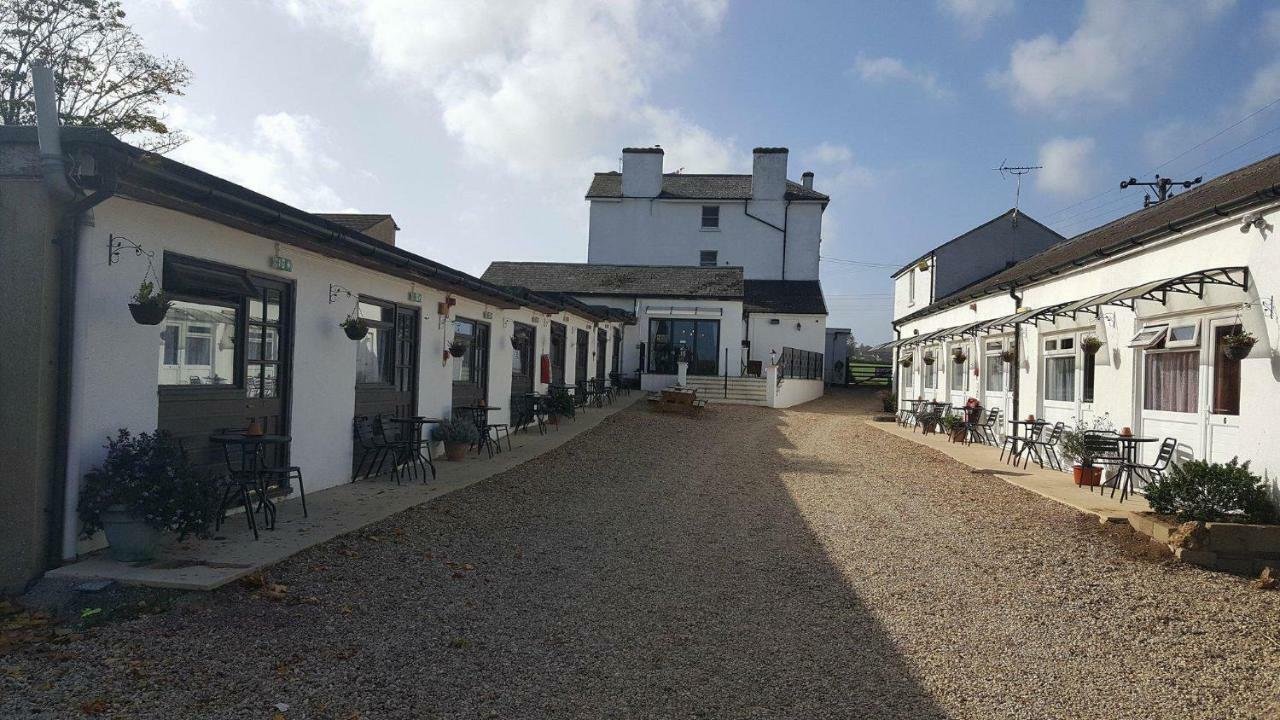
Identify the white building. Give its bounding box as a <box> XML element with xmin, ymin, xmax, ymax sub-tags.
<box><xmin>883</xmin><ymin>153</ymin><xmax>1280</xmax><ymax>501</ymax></box>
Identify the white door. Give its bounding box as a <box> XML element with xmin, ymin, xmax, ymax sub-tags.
<box><xmin>1205</xmin><ymin>316</ymin><xmax>1243</xmax><ymax>463</ymax></box>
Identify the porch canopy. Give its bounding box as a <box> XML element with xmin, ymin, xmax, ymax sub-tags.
<box><xmin>1031</xmin><ymin>267</ymin><xmax>1249</xmax><ymax>324</ymax></box>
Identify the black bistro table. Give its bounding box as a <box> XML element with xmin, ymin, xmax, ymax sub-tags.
<box><xmin>1112</xmin><ymin>434</ymin><xmax>1160</xmax><ymax>502</ymax></box>
<box><xmin>388</xmin><ymin>417</ymin><xmax>442</xmax><ymax>481</ymax></box>
<box><xmin>1004</xmin><ymin>420</ymin><xmax>1047</xmax><ymax>466</ymax></box>
<box><xmin>209</xmin><ymin>432</ymin><xmax>291</xmax><ymax>534</ymax></box>
<box><xmin>453</xmin><ymin>405</ymin><xmax>503</xmax><ymax>458</ymax></box>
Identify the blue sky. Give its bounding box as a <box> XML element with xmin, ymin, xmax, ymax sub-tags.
<box><xmin>129</xmin><ymin>0</ymin><xmax>1280</xmax><ymax>343</ymax></box>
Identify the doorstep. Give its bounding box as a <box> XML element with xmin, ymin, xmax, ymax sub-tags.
<box><xmin>46</xmin><ymin>396</ymin><xmax>640</xmax><ymax>591</ymax></box>
<box><xmin>866</xmin><ymin>419</ymin><xmax>1151</xmax><ymax>523</ymax></box>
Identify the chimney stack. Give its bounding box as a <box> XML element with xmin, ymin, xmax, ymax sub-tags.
<box><xmin>801</xmin><ymin>171</ymin><xmax>814</xmax><ymax>190</ymax></box>
<box><xmin>621</xmin><ymin>146</ymin><xmax>664</xmax><ymax>198</ymax></box>
<box><xmin>752</xmin><ymin>147</ymin><xmax>788</xmax><ymax>201</ymax></box>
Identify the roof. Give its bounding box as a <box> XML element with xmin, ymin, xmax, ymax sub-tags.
<box><xmin>743</xmin><ymin>280</ymin><xmax>827</xmax><ymax>315</ymax></box>
<box><xmin>890</xmin><ymin>209</ymin><xmax>1063</xmax><ymax>278</ymax></box>
<box><xmin>481</xmin><ymin>262</ymin><xmax>744</xmax><ymax>299</ymax></box>
<box><xmin>586</xmin><ymin>173</ymin><xmax>829</xmax><ymax>201</ymax></box>
<box><xmin>314</xmin><ymin>213</ymin><xmax>397</xmax><ymax>232</ymax></box>
<box><xmin>898</xmin><ymin>152</ymin><xmax>1280</xmax><ymax>324</ymax></box>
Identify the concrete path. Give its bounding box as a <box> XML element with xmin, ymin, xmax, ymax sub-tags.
<box><xmin>47</xmin><ymin>395</ymin><xmax>640</xmax><ymax>590</ymax></box>
<box><xmin>868</xmin><ymin>418</ymin><xmax>1151</xmax><ymax>522</ymax></box>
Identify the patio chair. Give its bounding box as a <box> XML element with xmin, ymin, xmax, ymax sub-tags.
<box><xmin>609</xmin><ymin>372</ymin><xmax>630</xmax><ymax>397</ymax></box>
<box><xmin>1117</xmin><ymin>436</ymin><xmax>1177</xmax><ymax>500</ymax></box>
<box><xmin>977</xmin><ymin>408</ymin><xmax>1001</xmax><ymax>446</ymax></box>
<box><xmin>213</xmin><ymin>428</ymin><xmax>275</xmax><ymax>539</ymax></box>
<box><xmin>352</xmin><ymin>415</ymin><xmax>388</xmax><ymax>481</ymax></box>
<box><xmin>960</xmin><ymin>405</ymin><xmax>985</xmax><ymax>445</ymax></box>
<box><xmin>1082</xmin><ymin>432</ymin><xmax>1125</xmax><ymax>495</ymax></box>
<box><xmin>1021</xmin><ymin>421</ymin><xmax>1065</xmax><ymax>470</ymax></box>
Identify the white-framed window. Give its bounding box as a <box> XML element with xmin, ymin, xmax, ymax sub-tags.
<box><xmin>1140</xmin><ymin>317</ymin><xmax>1201</xmax><ymax>413</ymax></box>
<box><xmin>699</xmin><ymin>250</ymin><xmax>718</xmax><ymax>267</ymax></box>
<box><xmin>949</xmin><ymin>344</ymin><xmax>969</xmax><ymax>391</ymax></box>
<box><xmin>907</xmin><ymin>269</ymin><xmax>916</xmax><ymax>305</ymax></box>
<box><xmin>923</xmin><ymin>346</ymin><xmax>938</xmax><ymax>389</ymax></box>
<box><xmin>984</xmin><ymin>339</ymin><xmax>1005</xmax><ymax>392</ymax></box>
<box><xmin>1043</xmin><ymin>334</ymin><xmax>1076</xmax><ymax>402</ymax></box>
<box><xmin>701</xmin><ymin>205</ymin><xmax>720</xmax><ymax>229</ymax></box>
<box><xmin>1164</xmin><ymin>321</ymin><xmax>1201</xmax><ymax>349</ymax></box>
<box><xmin>1128</xmin><ymin>324</ymin><xmax>1168</xmax><ymax>348</ymax></box>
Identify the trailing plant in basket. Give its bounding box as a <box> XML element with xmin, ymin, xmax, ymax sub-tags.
<box><xmin>922</xmin><ymin>351</ymin><xmax>936</xmax><ymax>365</ymax></box>
<box><xmin>340</xmin><ymin>315</ymin><xmax>369</xmax><ymax>340</ymax></box>
<box><xmin>1144</xmin><ymin>458</ymin><xmax>1276</xmax><ymax>524</ymax></box>
<box><xmin>999</xmin><ymin>349</ymin><xmax>1016</xmax><ymax>364</ymax></box>
<box><xmin>1081</xmin><ymin>336</ymin><xmax>1103</xmax><ymax>355</ymax></box>
<box><xmin>448</xmin><ymin>338</ymin><xmax>469</xmax><ymax>357</ymax></box>
<box><xmin>78</xmin><ymin>429</ymin><xmax>217</xmax><ymax>541</ymax></box>
<box><xmin>952</xmin><ymin>347</ymin><xmax>968</xmax><ymax>365</ymax></box>
<box><xmin>899</xmin><ymin>356</ymin><xmax>913</xmax><ymax>368</ymax></box>
<box><xmin>128</xmin><ymin>280</ymin><xmax>172</xmax><ymax>325</ymax></box>
<box><xmin>1221</xmin><ymin>329</ymin><xmax>1256</xmax><ymax>360</ymax></box>
<box><xmin>432</xmin><ymin>418</ymin><xmax>480</xmax><ymax>445</ymax></box>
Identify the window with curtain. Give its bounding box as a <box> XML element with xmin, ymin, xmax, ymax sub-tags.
<box><xmin>923</xmin><ymin>361</ymin><xmax>936</xmax><ymax>389</ymax></box>
<box><xmin>949</xmin><ymin>350</ymin><xmax>967</xmax><ymax>391</ymax></box>
<box><xmin>1043</xmin><ymin>336</ymin><xmax>1075</xmax><ymax>402</ymax></box>
<box><xmin>984</xmin><ymin>342</ymin><xmax>1005</xmax><ymax>392</ymax></box>
<box><xmin>356</xmin><ymin>301</ymin><xmax>394</xmax><ymax>385</ymax></box>
<box><xmin>1212</xmin><ymin>324</ymin><xmax>1241</xmax><ymax>415</ymax></box>
<box><xmin>1143</xmin><ymin>350</ymin><xmax>1198</xmax><ymax>413</ymax></box>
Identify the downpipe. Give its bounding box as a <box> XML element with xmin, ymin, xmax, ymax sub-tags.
<box><xmin>1009</xmin><ymin>286</ymin><xmax>1022</xmax><ymax>424</ymax></box>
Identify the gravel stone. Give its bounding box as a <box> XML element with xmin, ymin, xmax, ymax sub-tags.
<box><xmin>2</xmin><ymin>389</ymin><xmax>1278</xmax><ymax>719</ymax></box>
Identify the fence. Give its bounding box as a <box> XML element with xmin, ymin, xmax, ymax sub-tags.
<box><xmin>779</xmin><ymin>347</ymin><xmax>824</xmax><ymax>380</ymax></box>
<box><xmin>847</xmin><ymin>361</ymin><xmax>892</xmax><ymax>386</ymax></box>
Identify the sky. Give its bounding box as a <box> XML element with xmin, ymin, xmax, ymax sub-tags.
<box><xmin>126</xmin><ymin>0</ymin><xmax>1280</xmax><ymax>344</ymax></box>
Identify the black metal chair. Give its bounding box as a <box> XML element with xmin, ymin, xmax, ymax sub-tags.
<box><xmin>373</xmin><ymin>415</ymin><xmax>417</xmax><ymax>483</ymax></box>
<box><xmin>960</xmin><ymin>405</ymin><xmax>985</xmax><ymax>445</ymax></box>
<box><xmin>1083</xmin><ymin>432</ymin><xmax>1125</xmax><ymax>495</ymax></box>
<box><xmin>1117</xmin><ymin>436</ymin><xmax>1177</xmax><ymax>500</ymax></box>
<box><xmin>1021</xmin><ymin>421</ymin><xmax>1065</xmax><ymax>470</ymax></box>
<box><xmin>213</xmin><ymin>428</ymin><xmax>274</xmax><ymax>539</ymax></box>
<box><xmin>609</xmin><ymin>372</ymin><xmax>630</xmax><ymax>397</ymax></box>
<box><xmin>352</xmin><ymin>415</ymin><xmax>388</xmax><ymax>481</ymax></box>
<box><xmin>977</xmin><ymin>408</ymin><xmax>1001</xmax><ymax>446</ymax></box>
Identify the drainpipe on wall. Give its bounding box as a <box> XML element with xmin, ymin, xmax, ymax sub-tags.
<box><xmin>34</xmin><ymin>61</ymin><xmax>119</xmax><ymax>566</ymax></box>
<box><xmin>1008</xmin><ymin>286</ymin><xmax>1022</xmax><ymax>423</ymax></box>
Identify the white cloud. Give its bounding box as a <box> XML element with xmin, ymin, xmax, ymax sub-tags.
<box><xmin>994</xmin><ymin>0</ymin><xmax>1233</xmax><ymax>116</ymax></box>
<box><xmin>852</xmin><ymin>55</ymin><xmax>952</xmax><ymax>100</ymax></box>
<box><xmin>937</xmin><ymin>0</ymin><xmax>1013</xmax><ymax>35</ymax></box>
<box><xmin>280</xmin><ymin>0</ymin><xmax>737</xmax><ymax>178</ymax></box>
<box><xmin>1036</xmin><ymin>136</ymin><xmax>1097</xmax><ymax>198</ymax></box>
<box><xmin>803</xmin><ymin>142</ymin><xmax>853</xmax><ymax>165</ymax></box>
<box><xmin>166</xmin><ymin>106</ymin><xmax>353</xmax><ymax>212</ymax></box>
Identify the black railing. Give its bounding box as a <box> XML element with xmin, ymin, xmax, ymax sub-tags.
<box><xmin>779</xmin><ymin>347</ymin><xmax>824</xmax><ymax>380</ymax></box>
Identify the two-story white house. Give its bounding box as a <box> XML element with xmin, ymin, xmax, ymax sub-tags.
<box><xmin>483</xmin><ymin>146</ymin><xmax>831</xmax><ymax>405</ymax></box>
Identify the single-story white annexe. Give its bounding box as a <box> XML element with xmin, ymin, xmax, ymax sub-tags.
<box><xmin>481</xmin><ymin>262</ymin><xmax>830</xmax><ymax>406</ymax></box>
<box><xmin>4</xmin><ymin>127</ymin><xmax>631</xmax><ymax>562</ymax></box>
<box><xmin>884</xmin><ymin>152</ymin><xmax>1280</xmax><ymax>499</ymax></box>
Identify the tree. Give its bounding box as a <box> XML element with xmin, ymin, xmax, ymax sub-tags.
<box><xmin>0</xmin><ymin>0</ymin><xmax>191</xmax><ymax>152</ymax></box>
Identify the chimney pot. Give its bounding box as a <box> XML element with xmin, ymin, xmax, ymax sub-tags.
<box><xmin>802</xmin><ymin>171</ymin><xmax>814</xmax><ymax>190</ymax></box>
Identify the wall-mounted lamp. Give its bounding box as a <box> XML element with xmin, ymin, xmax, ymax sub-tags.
<box><xmin>1240</xmin><ymin>212</ymin><xmax>1273</xmax><ymax>238</ymax></box>
<box><xmin>795</xmin><ymin>322</ymin><xmax>802</xmax><ymax>331</ymax></box>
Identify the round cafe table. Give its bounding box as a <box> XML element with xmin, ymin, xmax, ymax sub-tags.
<box><xmin>1004</xmin><ymin>420</ymin><xmax>1047</xmax><ymax>465</ymax></box>
<box><xmin>1112</xmin><ymin>435</ymin><xmax>1160</xmax><ymax>502</ymax></box>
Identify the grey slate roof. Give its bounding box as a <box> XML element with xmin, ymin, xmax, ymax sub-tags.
<box><xmin>314</xmin><ymin>213</ymin><xmax>397</xmax><ymax>231</ymax></box>
<box><xmin>743</xmin><ymin>280</ymin><xmax>828</xmax><ymax>315</ymax></box>
<box><xmin>586</xmin><ymin>173</ymin><xmax>829</xmax><ymax>201</ymax></box>
<box><xmin>899</xmin><ymin>152</ymin><xmax>1280</xmax><ymax>323</ymax></box>
<box><xmin>482</xmin><ymin>262</ymin><xmax>744</xmax><ymax>298</ymax></box>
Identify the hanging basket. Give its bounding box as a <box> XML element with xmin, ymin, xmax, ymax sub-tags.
<box><xmin>1081</xmin><ymin>337</ymin><xmax>1103</xmax><ymax>355</ymax></box>
<box><xmin>952</xmin><ymin>351</ymin><xmax>968</xmax><ymax>365</ymax></box>
<box><xmin>128</xmin><ymin>301</ymin><xmax>169</xmax><ymax>326</ymax></box>
<box><xmin>341</xmin><ymin>319</ymin><xmax>369</xmax><ymax>341</ymax></box>
<box><xmin>922</xmin><ymin>353</ymin><xmax>936</xmax><ymax>366</ymax></box>
<box><xmin>1223</xmin><ymin>342</ymin><xmax>1253</xmax><ymax>361</ymax></box>
<box><xmin>448</xmin><ymin>341</ymin><xmax>468</xmax><ymax>358</ymax></box>
<box><xmin>1000</xmin><ymin>349</ymin><xmax>1016</xmax><ymax>364</ymax></box>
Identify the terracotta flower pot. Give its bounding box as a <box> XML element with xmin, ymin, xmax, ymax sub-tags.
<box><xmin>444</xmin><ymin>442</ymin><xmax>469</xmax><ymax>461</ymax></box>
<box><xmin>949</xmin><ymin>428</ymin><xmax>967</xmax><ymax>443</ymax></box>
<box><xmin>1073</xmin><ymin>465</ymin><xmax>1102</xmax><ymax>487</ymax></box>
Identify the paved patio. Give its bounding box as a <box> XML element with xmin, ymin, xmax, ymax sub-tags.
<box><xmin>4</xmin><ymin>389</ymin><xmax>1277</xmax><ymax>719</ymax></box>
<box><xmin>47</xmin><ymin>396</ymin><xmax>640</xmax><ymax>590</ymax></box>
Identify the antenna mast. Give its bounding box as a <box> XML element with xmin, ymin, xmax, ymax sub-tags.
<box><xmin>1119</xmin><ymin>174</ymin><xmax>1202</xmax><ymax>208</ymax></box>
<box><xmin>994</xmin><ymin>160</ymin><xmax>1042</xmax><ymax>226</ymax></box>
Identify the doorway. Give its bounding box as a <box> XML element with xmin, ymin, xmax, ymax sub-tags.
<box><xmin>549</xmin><ymin>322</ymin><xmax>567</xmax><ymax>385</ymax></box>
<box><xmin>575</xmin><ymin>328</ymin><xmax>589</xmax><ymax>388</ymax></box>
<box><xmin>353</xmin><ymin>299</ymin><xmax>419</xmax><ymax>421</ymax></box>
<box><xmin>451</xmin><ymin>317</ymin><xmax>491</xmax><ymax>407</ymax></box>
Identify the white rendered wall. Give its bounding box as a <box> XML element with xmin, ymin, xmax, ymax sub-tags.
<box><xmin>893</xmin><ymin>205</ymin><xmax>1280</xmax><ymax>499</ymax></box>
<box><xmin>747</xmin><ymin>313</ymin><xmax>827</xmax><ymax>364</ymax></box>
<box><xmin>586</xmin><ymin>198</ymin><xmax>824</xmax><ymax>280</ymax></box>
<box><xmin>772</xmin><ymin>378</ymin><xmax>825</xmax><ymax>408</ymax></box>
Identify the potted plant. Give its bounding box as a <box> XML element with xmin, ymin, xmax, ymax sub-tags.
<box><xmin>922</xmin><ymin>351</ymin><xmax>936</xmax><ymax>366</ymax></box>
<box><xmin>78</xmin><ymin>429</ymin><xmax>217</xmax><ymax>562</ymax></box>
<box><xmin>340</xmin><ymin>315</ymin><xmax>369</xmax><ymax>341</ymax></box>
<box><xmin>1222</xmin><ymin>329</ymin><xmax>1257</xmax><ymax>361</ymax></box>
<box><xmin>952</xmin><ymin>347</ymin><xmax>968</xmax><ymax>365</ymax></box>
<box><xmin>546</xmin><ymin>391</ymin><xmax>574</xmax><ymax>425</ymax></box>
<box><xmin>940</xmin><ymin>414</ymin><xmax>967</xmax><ymax>443</ymax></box>
<box><xmin>899</xmin><ymin>356</ymin><xmax>913</xmax><ymax>368</ymax></box>
<box><xmin>1081</xmin><ymin>336</ymin><xmax>1104</xmax><ymax>355</ymax></box>
<box><xmin>128</xmin><ymin>280</ymin><xmax>172</xmax><ymax>325</ymax></box>
<box><xmin>1059</xmin><ymin>417</ymin><xmax>1114</xmax><ymax>487</ymax></box>
<box><xmin>1000</xmin><ymin>348</ymin><xmax>1016</xmax><ymax>364</ymax></box>
<box><xmin>876</xmin><ymin>389</ymin><xmax>896</xmax><ymax>413</ymax></box>
<box><xmin>448</xmin><ymin>338</ymin><xmax>469</xmax><ymax>358</ymax></box>
<box><xmin>433</xmin><ymin>418</ymin><xmax>479</xmax><ymax>461</ymax></box>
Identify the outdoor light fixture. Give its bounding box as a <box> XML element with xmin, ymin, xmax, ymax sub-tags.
<box><xmin>1240</xmin><ymin>212</ymin><xmax>1273</xmax><ymax>237</ymax></box>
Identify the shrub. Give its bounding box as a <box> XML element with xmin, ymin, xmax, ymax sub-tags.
<box><xmin>876</xmin><ymin>389</ymin><xmax>896</xmax><ymax>413</ymax></box>
<box><xmin>433</xmin><ymin>418</ymin><xmax>480</xmax><ymax>445</ymax></box>
<box><xmin>78</xmin><ymin>429</ymin><xmax>217</xmax><ymax>540</ymax></box>
<box><xmin>1144</xmin><ymin>457</ymin><xmax>1276</xmax><ymax>523</ymax></box>
<box><xmin>940</xmin><ymin>414</ymin><xmax>964</xmax><ymax>432</ymax></box>
<box><xmin>546</xmin><ymin>392</ymin><xmax>575</xmax><ymax>417</ymax></box>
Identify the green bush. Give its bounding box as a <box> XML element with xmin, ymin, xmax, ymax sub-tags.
<box><xmin>433</xmin><ymin>418</ymin><xmax>480</xmax><ymax>444</ymax></box>
<box><xmin>78</xmin><ymin>429</ymin><xmax>217</xmax><ymax>540</ymax></box>
<box><xmin>546</xmin><ymin>392</ymin><xmax>575</xmax><ymax>417</ymax></box>
<box><xmin>877</xmin><ymin>389</ymin><xmax>896</xmax><ymax>413</ymax></box>
<box><xmin>1144</xmin><ymin>457</ymin><xmax>1276</xmax><ymax>523</ymax></box>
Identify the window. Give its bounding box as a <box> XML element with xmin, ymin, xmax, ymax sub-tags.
<box><xmin>157</xmin><ymin>300</ymin><xmax>238</xmax><ymax>386</ymax></box>
<box><xmin>1129</xmin><ymin>324</ymin><xmax>1168</xmax><ymax>348</ymax></box>
<box><xmin>701</xmin><ymin>205</ymin><xmax>719</xmax><ymax>229</ymax></box>
<box><xmin>949</xmin><ymin>346</ymin><xmax>968</xmax><ymax>391</ymax></box>
<box><xmin>984</xmin><ymin>340</ymin><xmax>1006</xmax><ymax>392</ymax></box>
<box><xmin>699</xmin><ymin>250</ymin><xmax>718</xmax><ymax>267</ymax></box>
<box><xmin>1144</xmin><ymin>351</ymin><xmax>1198</xmax><ymax>413</ymax></box>
<box><xmin>907</xmin><ymin>269</ymin><xmax>916</xmax><ymax>305</ymax></box>
<box><xmin>453</xmin><ymin>319</ymin><xmax>477</xmax><ymax>383</ymax></box>
<box><xmin>649</xmin><ymin>318</ymin><xmax>720</xmax><ymax>375</ymax></box>
<box><xmin>1043</xmin><ymin>336</ymin><xmax>1075</xmax><ymax>403</ymax></box>
<box><xmin>246</xmin><ymin>288</ymin><xmax>285</xmax><ymax>398</ymax></box>
<box><xmin>1164</xmin><ymin>322</ymin><xmax>1200</xmax><ymax>349</ymax></box>
<box><xmin>1082</xmin><ymin>351</ymin><xmax>1096</xmax><ymax>404</ymax></box>
<box><xmin>923</xmin><ymin>347</ymin><xmax>938</xmax><ymax>389</ymax></box>
<box><xmin>1212</xmin><ymin>324</ymin><xmax>1241</xmax><ymax>415</ymax></box>
<box><xmin>354</xmin><ymin>301</ymin><xmax>394</xmax><ymax>385</ymax></box>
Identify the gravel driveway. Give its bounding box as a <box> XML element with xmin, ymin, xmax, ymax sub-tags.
<box><xmin>3</xmin><ymin>389</ymin><xmax>1278</xmax><ymax>719</ymax></box>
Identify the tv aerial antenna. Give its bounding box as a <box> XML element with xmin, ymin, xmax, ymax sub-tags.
<box><xmin>1119</xmin><ymin>174</ymin><xmax>1202</xmax><ymax>208</ymax></box>
<box><xmin>994</xmin><ymin>160</ymin><xmax>1042</xmax><ymax>226</ymax></box>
